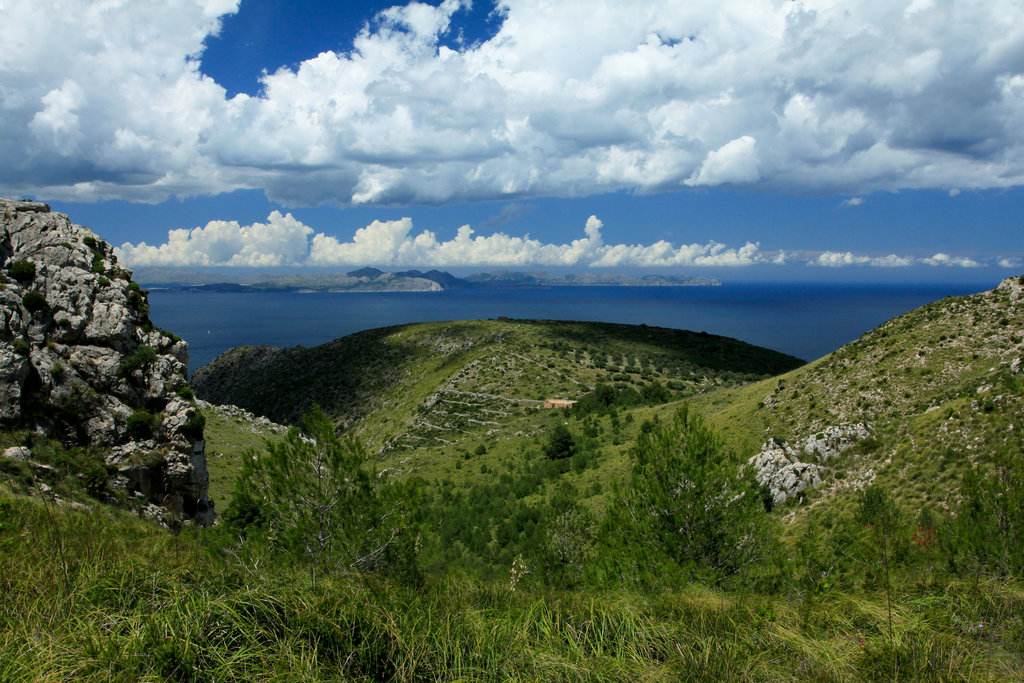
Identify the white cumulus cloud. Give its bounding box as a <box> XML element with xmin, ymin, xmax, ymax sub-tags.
<box><xmin>2</xmin><ymin>0</ymin><xmax>1024</xmax><ymax>204</ymax></box>
<box><xmin>118</xmin><ymin>213</ymin><xmax>781</xmax><ymax>268</ymax></box>
<box><xmin>921</xmin><ymin>253</ymin><xmax>982</xmax><ymax>268</ymax></box>
<box><xmin>118</xmin><ymin>211</ymin><xmax>313</xmax><ymax>267</ymax></box>
<box><xmin>687</xmin><ymin>136</ymin><xmax>760</xmax><ymax>187</ymax></box>
<box><xmin>118</xmin><ymin>212</ymin><xmax>994</xmax><ymax>270</ymax></box>
<box><xmin>809</xmin><ymin>251</ymin><xmax>947</xmax><ymax>267</ymax></box>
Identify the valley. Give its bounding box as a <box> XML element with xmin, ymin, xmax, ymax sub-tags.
<box><xmin>2</xmin><ymin>201</ymin><xmax>1023</xmax><ymax>680</ymax></box>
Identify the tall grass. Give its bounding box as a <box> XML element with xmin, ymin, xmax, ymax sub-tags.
<box><xmin>1</xmin><ymin>490</ymin><xmax>1022</xmax><ymax>680</ymax></box>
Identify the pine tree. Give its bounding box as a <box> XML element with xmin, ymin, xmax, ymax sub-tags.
<box><xmin>227</xmin><ymin>405</ymin><xmax>407</xmax><ymax>588</ymax></box>
<box><xmin>604</xmin><ymin>405</ymin><xmax>771</xmax><ymax>585</ymax></box>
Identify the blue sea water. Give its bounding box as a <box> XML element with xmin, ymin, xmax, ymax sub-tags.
<box><xmin>146</xmin><ymin>282</ymin><xmax>990</xmax><ymax>374</ymax></box>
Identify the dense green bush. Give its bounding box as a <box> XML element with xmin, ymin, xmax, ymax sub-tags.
<box><xmin>225</xmin><ymin>405</ymin><xmax>417</xmax><ymax>586</ymax></box>
<box><xmin>7</xmin><ymin>259</ymin><xmax>35</xmax><ymax>283</ymax></box>
<box><xmin>601</xmin><ymin>405</ymin><xmax>773</xmax><ymax>586</ymax></box>
<box><xmin>543</xmin><ymin>423</ymin><xmax>577</xmax><ymax>460</ymax></box>
<box><xmin>118</xmin><ymin>345</ymin><xmax>156</xmax><ymax>376</ymax></box>
<box><xmin>181</xmin><ymin>410</ymin><xmax>205</xmax><ymax>440</ymax></box>
<box><xmin>12</xmin><ymin>339</ymin><xmax>30</xmax><ymax>356</ymax></box>
<box><xmin>21</xmin><ymin>291</ymin><xmax>48</xmax><ymax>315</ymax></box>
<box><xmin>126</xmin><ymin>409</ymin><xmax>158</xmax><ymax>439</ymax></box>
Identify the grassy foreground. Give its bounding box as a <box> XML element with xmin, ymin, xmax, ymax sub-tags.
<box><xmin>2</xmin><ymin>490</ymin><xmax>1022</xmax><ymax>681</ymax></box>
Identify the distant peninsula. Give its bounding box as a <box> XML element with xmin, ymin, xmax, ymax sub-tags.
<box><xmin>132</xmin><ymin>267</ymin><xmax>720</xmax><ymax>292</ymax></box>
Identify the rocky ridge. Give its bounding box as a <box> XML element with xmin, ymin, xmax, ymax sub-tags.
<box><xmin>0</xmin><ymin>199</ymin><xmax>212</xmax><ymax>523</ymax></box>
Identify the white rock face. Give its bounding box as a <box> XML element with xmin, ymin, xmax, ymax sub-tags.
<box><xmin>748</xmin><ymin>438</ymin><xmax>823</xmax><ymax>507</ymax></box>
<box><xmin>801</xmin><ymin>424</ymin><xmax>872</xmax><ymax>461</ymax></box>
<box><xmin>997</xmin><ymin>276</ymin><xmax>1024</xmax><ymax>302</ymax></box>
<box><xmin>0</xmin><ymin>199</ymin><xmax>212</xmax><ymax>524</ymax></box>
<box><xmin>749</xmin><ymin>424</ymin><xmax>870</xmax><ymax>506</ymax></box>
<box><xmin>2</xmin><ymin>446</ymin><xmax>31</xmax><ymax>461</ymax></box>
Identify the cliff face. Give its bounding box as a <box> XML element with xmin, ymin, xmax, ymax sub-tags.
<box><xmin>0</xmin><ymin>199</ymin><xmax>212</xmax><ymax>523</ymax></box>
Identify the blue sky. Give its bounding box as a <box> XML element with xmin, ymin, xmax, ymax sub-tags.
<box><xmin>3</xmin><ymin>0</ymin><xmax>1022</xmax><ymax>281</ymax></box>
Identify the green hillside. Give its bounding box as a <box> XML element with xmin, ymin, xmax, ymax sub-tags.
<box><xmin>193</xmin><ymin>318</ymin><xmax>804</xmax><ymax>432</ymax></box>
<box><xmin>694</xmin><ymin>276</ymin><xmax>1024</xmax><ymax>519</ymax></box>
<box><xmin>193</xmin><ymin>319</ymin><xmax>803</xmax><ymax>500</ymax></box>
<box><xmin>4</xmin><ymin>281</ymin><xmax>1024</xmax><ymax>680</ymax></box>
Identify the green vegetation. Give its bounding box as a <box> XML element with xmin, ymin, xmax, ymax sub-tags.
<box><xmin>3</xmin><ymin>283</ymin><xmax>1024</xmax><ymax>679</ymax></box>
<box><xmin>3</xmin><ymin>397</ymin><xmax>1024</xmax><ymax>679</ymax></box>
<box><xmin>7</xmin><ymin>259</ymin><xmax>35</xmax><ymax>283</ymax></box>
<box><xmin>127</xmin><ymin>280</ymin><xmax>150</xmax><ymax>316</ymax></box>
<box><xmin>223</xmin><ymin>405</ymin><xmax>416</xmax><ymax>588</ymax></box>
<box><xmin>125</xmin><ymin>409</ymin><xmax>158</xmax><ymax>439</ymax></box>
<box><xmin>181</xmin><ymin>409</ymin><xmax>205</xmax><ymax>440</ymax></box>
<box><xmin>118</xmin><ymin>344</ymin><xmax>156</xmax><ymax>376</ymax></box>
<box><xmin>600</xmin><ymin>407</ymin><xmax>774</xmax><ymax>586</ymax></box>
<box><xmin>20</xmin><ymin>290</ymin><xmax>48</xmax><ymax>315</ymax></box>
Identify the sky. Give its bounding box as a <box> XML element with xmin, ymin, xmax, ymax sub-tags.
<box><xmin>2</xmin><ymin>0</ymin><xmax>1022</xmax><ymax>281</ymax></box>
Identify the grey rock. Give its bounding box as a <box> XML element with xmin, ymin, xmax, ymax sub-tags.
<box><xmin>0</xmin><ymin>198</ymin><xmax>212</xmax><ymax>524</ymax></box>
<box><xmin>997</xmin><ymin>276</ymin><xmax>1024</xmax><ymax>302</ymax></box>
<box><xmin>748</xmin><ymin>438</ymin><xmax>823</xmax><ymax>506</ymax></box>
<box><xmin>749</xmin><ymin>424</ymin><xmax>870</xmax><ymax>506</ymax></box>
<box><xmin>2</xmin><ymin>446</ymin><xmax>31</xmax><ymax>461</ymax></box>
<box><xmin>800</xmin><ymin>423</ymin><xmax>871</xmax><ymax>461</ymax></box>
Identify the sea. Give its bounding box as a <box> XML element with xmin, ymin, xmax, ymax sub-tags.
<box><xmin>146</xmin><ymin>282</ymin><xmax>990</xmax><ymax>374</ymax></box>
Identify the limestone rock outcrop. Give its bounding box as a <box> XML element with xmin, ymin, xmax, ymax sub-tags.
<box><xmin>748</xmin><ymin>424</ymin><xmax>870</xmax><ymax>506</ymax></box>
<box><xmin>997</xmin><ymin>275</ymin><xmax>1024</xmax><ymax>302</ymax></box>
<box><xmin>748</xmin><ymin>438</ymin><xmax>823</xmax><ymax>507</ymax></box>
<box><xmin>0</xmin><ymin>199</ymin><xmax>212</xmax><ymax>523</ymax></box>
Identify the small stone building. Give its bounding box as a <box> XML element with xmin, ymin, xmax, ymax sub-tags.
<box><xmin>543</xmin><ymin>399</ymin><xmax>577</xmax><ymax>409</ymax></box>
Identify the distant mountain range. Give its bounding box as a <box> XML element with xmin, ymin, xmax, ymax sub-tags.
<box><xmin>132</xmin><ymin>267</ymin><xmax>720</xmax><ymax>292</ymax></box>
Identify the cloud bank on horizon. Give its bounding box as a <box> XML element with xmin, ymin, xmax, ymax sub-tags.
<box><xmin>115</xmin><ymin>212</ymin><xmax>991</xmax><ymax>269</ymax></box>
<box><xmin>2</xmin><ymin>0</ymin><xmax>1024</xmax><ymax>208</ymax></box>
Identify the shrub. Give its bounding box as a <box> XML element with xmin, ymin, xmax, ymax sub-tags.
<box><xmin>176</xmin><ymin>386</ymin><xmax>195</xmax><ymax>400</ymax></box>
<box><xmin>8</xmin><ymin>259</ymin><xmax>35</xmax><ymax>283</ymax></box>
<box><xmin>228</xmin><ymin>405</ymin><xmax>413</xmax><ymax>585</ymax></box>
<box><xmin>83</xmin><ymin>464</ymin><xmax>110</xmax><ymax>497</ymax></box>
<box><xmin>128</xmin><ymin>284</ymin><xmax>151</xmax><ymax>316</ymax></box>
<box><xmin>91</xmin><ymin>254</ymin><xmax>105</xmax><ymax>275</ymax></box>
<box><xmin>543</xmin><ymin>424</ymin><xmax>576</xmax><ymax>459</ymax></box>
<box><xmin>82</xmin><ymin>236</ymin><xmax>97</xmax><ymax>249</ymax></box>
<box><xmin>602</xmin><ymin>405</ymin><xmax>773</xmax><ymax>585</ymax></box>
<box><xmin>126</xmin><ymin>409</ymin><xmax>158</xmax><ymax>439</ymax></box>
<box><xmin>21</xmin><ymin>291</ymin><xmax>49</xmax><ymax>315</ymax></box>
<box><xmin>49</xmin><ymin>363</ymin><xmax>64</xmax><ymax>381</ymax></box>
<box><xmin>181</xmin><ymin>410</ymin><xmax>205</xmax><ymax>440</ymax></box>
<box><xmin>12</xmin><ymin>339</ymin><xmax>30</xmax><ymax>356</ymax></box>
<box><xmin>119</xmin><ymin>345</ymin><xmax>156</xmax><ymax>376</ymax></box>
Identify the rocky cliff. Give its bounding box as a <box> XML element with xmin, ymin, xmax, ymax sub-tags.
<box><xmin>0</xmin><ymin>199</ymin><xmax>212</xmax><ymax>523</ymax></box>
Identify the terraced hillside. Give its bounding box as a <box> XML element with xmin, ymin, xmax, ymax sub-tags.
<box><xmin>193</xmin><ymin>319</ymin><xmax>803</xmax><ymax>454</ymax></box>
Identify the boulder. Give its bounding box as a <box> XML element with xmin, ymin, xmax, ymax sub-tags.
<box><xmin>2</xmin><ymin>446</ymin><xmax>31</xmax><ymax>461</ymax></box>
<box><xmin>748</xmin><ymin>438</ymin><xmax>823</xmax><ymax>506</ymax></box>
<box><xmin>749</xmin><ymin>424</ymin><xmax>869</xmax><ymax>506</ymax></box>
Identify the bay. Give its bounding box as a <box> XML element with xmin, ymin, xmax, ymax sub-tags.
<box><xmin>147</xmin><ymin>282</ymin><xmax>990</xmax><ymax>374</ymax></box>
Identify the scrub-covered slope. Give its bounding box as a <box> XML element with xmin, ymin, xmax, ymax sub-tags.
<box><xmin>696</xmin><ymin>276</ymin><xmax>1024</xmax><ymax>513</ymax></box>
<box><xmin>193</xmin><ymin>318</ymin><xmax>804</xmax><ymax>449</ymax></box>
